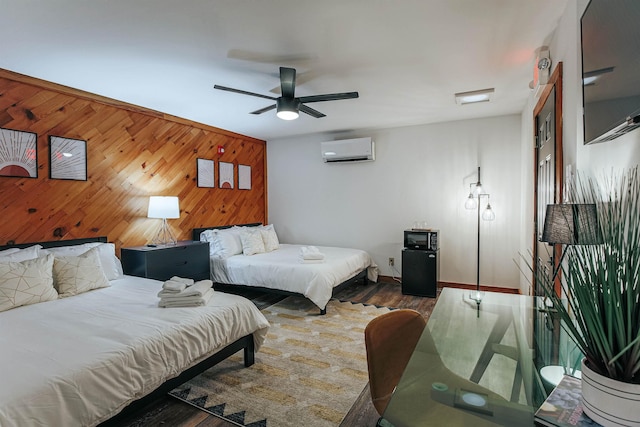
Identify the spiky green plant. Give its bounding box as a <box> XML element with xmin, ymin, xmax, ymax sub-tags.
<box><xmin>540</xmin><ymin>167</ymin><xmax>640</xmax><ymax>383</ymax></box>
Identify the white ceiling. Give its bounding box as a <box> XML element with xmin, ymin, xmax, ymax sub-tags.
<box><xmin>2</xmin><ymin>0</ymin><xmax>568</xmax><ymax>141</ymax></box>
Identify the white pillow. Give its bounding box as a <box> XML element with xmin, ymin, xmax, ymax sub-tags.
<box><xmin>0</xmin><ymin>247</ymin><xmax>21</xmax><ymax>256</ymax></box>
<box><xmin>240</xmin><ymin>227</ymin><xmax>265</xmax><ymax>256</ymax></box>
<box><xmin>0</xmin><ymin>254</ymin><xmax>57</xmax><ymax>313</ymax></box>
<box><xmin>260</xmin><ymin>224</ymin><xmax>280</xmax><ymax>252</ymax></box>
<box><xmin>0</xmin><ymin>245</ymin><xmax>42</xmax><ymax>263</ymax></box>
<box><xmin>52</xmin><ymin>246</ymin><xmax>110</xmax><ymax>298</ymax></box>
<box><xmin>43</xmin><ymin>242</ymin><xmax>122</xmax><ymax>280</ymax></box>
<box><xmin>202</xmin><ymin>227</ymin><xmax>244</xmax><ymax>258</ymax></box>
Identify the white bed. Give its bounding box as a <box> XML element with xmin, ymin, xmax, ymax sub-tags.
<box><xmin>195</xmin><ymin>224</ymin><xmax>378</xmax><ymax>312</ymax></box>
<box><xmin>0</xmin><ymin>240</ymin><xmax>270</xmax><ymax>427</ymax></box>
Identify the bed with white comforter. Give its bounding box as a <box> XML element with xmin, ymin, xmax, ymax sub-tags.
<box><xmin>210</xmin><ymin>243</ymin><xmax>378</xmax><ymax>310</ymax></box>
<box><xmin>0</xmin><ymin>275</ymin><xmax>269</xmax><ymax>426</ymax></box>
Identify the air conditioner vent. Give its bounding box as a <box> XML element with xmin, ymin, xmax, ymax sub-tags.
<box><xmin>321</xmin><ymin>137</ymin><xmax>375</xmax><ymax>163</ymax></box>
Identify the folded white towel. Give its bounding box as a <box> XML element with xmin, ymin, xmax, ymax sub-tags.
<box><xmin>159</xmin><ymin>288</ymin><xmax>215</xmax><ymax>308</ymax></box>
<box><xmin>299</xmin><ymin>257</ymin><xmax>325</xmax><ymax>264</ymax></box>
<box><xmin>169</xmin><ymin>276</ymin><xmax>194</xmax><ymax>286</ymax></box>
<box><xmin>162</xmin><ymin>280</ymin><xmax>187</xmax><ymax>293</ymax></box>
<box><xmin>300</xmin><ymin>246</ymin><xmax>325</xmax><ymax>260</ymax></box>
<box><xmin>158</xmin><ymin>280</ymin><xmax>213</xmax><ymax>298</ymax></box>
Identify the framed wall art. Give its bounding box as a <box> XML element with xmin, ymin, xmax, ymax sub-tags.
<box><xmin>219</xmin><ymin>162</ymin><xmax>234</xmax><ymax>189</ymax></box>
<box><xmin>0</xmin><ymin>127</ymin><xmax>38</xmax><ymax>178</ymax></box>
<box><xmin>238</xmin><ymin>164</ymin><xmax>251</xmax><ymax>190</ymax></box>
<box><xmin>197</xmin><ymin>158</ymin><xmax>215</xmax><ymax>188</ymax></box>
<box><xmin>49</xmin><ymin>136</ymin><xmax>87</xmax><ymax>181</ymax></box>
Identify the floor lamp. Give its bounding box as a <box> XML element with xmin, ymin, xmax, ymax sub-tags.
<box><xmin>148</xmin><ymin>196</ymin><xmax>180</xmax><ymax>246</ymax></box>
<box><xmin>540</xmin><ymin>203</ymin><xmax>601</xmax><ymax>286</ymax></box>
<box><xmin>465</xmin><ymin>167</ymin><xmax>495</xmax><ymax>311</ymax></box>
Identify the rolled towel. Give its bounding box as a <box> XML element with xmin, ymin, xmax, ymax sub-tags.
<box><xmin>169</xmin><ymin>276</ymin><xmax>194</xmax><ymax>286</ymax></box>
<box><xmin>158</xmin><ymin>280</ymin><xmax>213</xmax><ymax>298</ymax></box>
<box><xmin>159</xmin><ymin>288</ymin><xmax>215</xmax><ymax>308</ymax></box>
<box><xmin>300</xmin><ymin>246</ymin><xmax>325</xmax><ymax>260</ymax></box>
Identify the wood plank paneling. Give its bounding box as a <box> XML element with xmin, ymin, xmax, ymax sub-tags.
<box><xmin>0</xmin><ymin>69</ymin><xmax>267</xmax><ymax>251</ymax></box>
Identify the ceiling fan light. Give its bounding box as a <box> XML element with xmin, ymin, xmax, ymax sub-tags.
<box><xmin>276</xmin><ymin>110</ymin><xmax>299</xmax><ymax>120</ymax></box>
<box><xmin>276</xmin><ymin>98</ymin><xmax>300</xmax><ymax>120</ymax></box>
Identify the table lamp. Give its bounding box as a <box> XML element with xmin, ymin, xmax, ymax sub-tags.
<box><xmin>147</xmin><ymin>196</ymin><xmax>180</xmax><ymax>245</ymax></box>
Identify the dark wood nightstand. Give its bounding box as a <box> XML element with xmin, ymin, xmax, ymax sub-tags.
<box><xmin>121</xmin><ymin>241</ymin><xmax>210</xmax><ymax>281</ymax></box>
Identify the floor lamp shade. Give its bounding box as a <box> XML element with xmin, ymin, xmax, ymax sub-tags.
<box><xmin>541</xmin><ymin>204</ymin><xmax>602</xmax><ymax>245</ymax></box>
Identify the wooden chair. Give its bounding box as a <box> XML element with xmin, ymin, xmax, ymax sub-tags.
<box><xmin>364</xmin><ymin>309</ymin><xmax>426</xmax><ymax>418</ymax></box>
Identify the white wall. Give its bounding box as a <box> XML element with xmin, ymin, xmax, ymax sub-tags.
<box><xmin>518</xmin><ymin>0</ymin><xmax>640</xmax><ymax>293</ymax></box>
<box><xmin>267</xmin><ymin>115</ymin><xmax>522</xmax><ymax>289</ymax></box>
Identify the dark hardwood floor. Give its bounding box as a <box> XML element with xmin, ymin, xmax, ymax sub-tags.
<box><xmin>103</xmin><ymin>279</ymin><xmax>441</xmax><ymax>427</ymax></box>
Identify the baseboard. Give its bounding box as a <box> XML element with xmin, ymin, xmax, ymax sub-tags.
<box><xmin>376</xmin><ymin>276</ymin><xmax>520</xmax><ymax>295</ymax></box>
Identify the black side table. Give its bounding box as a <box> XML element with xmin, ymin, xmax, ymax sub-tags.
<box><xmin>121</xmin><ymin>240</ymin><xmax>210</xmax><ymax>281</ymax></box>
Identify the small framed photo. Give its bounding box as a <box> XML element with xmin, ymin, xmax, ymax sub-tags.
<box><xmin>197</xmin><ymin>158</ymin><xmax>215</xmax><ymax>188</ymax></box>
<box><xmin>0</xmin><ymin>127</ymin><xmax>38</xmax><ymax>178</ymax></box>
<box><xmin>238</xmin><ymin>164</ymin><xmax>251</xmax><ymax>190</ymax></box>
<box><xmin>49</xmin><ymin>136</ymin><xmax>87</xmax><ymax>181</ymax></box>
<box><xmin>219</xmin><ymin>162</ymin><xmax>234</xmax><ymax>189</ymax></box>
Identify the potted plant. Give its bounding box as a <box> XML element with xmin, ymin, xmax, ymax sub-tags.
<box><xmin>534</xmin><ymin>167</ymin><xmax>640</xmax><ymax>426</ymax></box>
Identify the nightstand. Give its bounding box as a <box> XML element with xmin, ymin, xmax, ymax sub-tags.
<box><xmin>121</xmin><ymin>241</ymin><xmax>210</xmax><ymax>281</ymax></box>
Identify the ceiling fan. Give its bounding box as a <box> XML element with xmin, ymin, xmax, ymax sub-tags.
<box><xmin>214</xmin><ymin>67</ymin><xmax>359</xmax><ymax>120</ymax></box>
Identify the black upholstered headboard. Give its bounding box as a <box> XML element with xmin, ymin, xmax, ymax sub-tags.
<box><xmin>0</xmin><ymin>236</ymin><xmax>108</xmax><ymax>251</ymax></box>
<box><xmin>192</xmin><ymin>223</ymin><xmax>262</xmax><ymax>241</ymax></box>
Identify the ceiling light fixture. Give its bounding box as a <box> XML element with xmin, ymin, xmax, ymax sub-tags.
<box><xmin>276</xmin><ymin>97</ymin><xmax>300</xmax><ymax>120</ymax></box>
<box><xmin>455</xmin><ymin>88</ymin><xmax>495</xmax><ymax>105</ymax></box>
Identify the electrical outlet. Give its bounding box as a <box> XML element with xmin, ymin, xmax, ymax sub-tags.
<box><xmin>388</xmin><ymin>257</ymin><xmax>395</xmax><ymax>267</ymax></box>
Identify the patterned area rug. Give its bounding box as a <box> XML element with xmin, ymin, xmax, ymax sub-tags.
<box><xmin>169</xmin><ymin>296</ymin><xmax>391</xmax><ymax>427</ymax></box>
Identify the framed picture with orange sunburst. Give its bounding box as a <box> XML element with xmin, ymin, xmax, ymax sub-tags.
<box><xmin>0</xmin><ymin>127</ymin><xmax>38</xmax><ymax>178</ymax></box>
<box><xmin>219</xmin><ymin>162</ymin><xmax>234</xmax><ymax>189</ymax></box>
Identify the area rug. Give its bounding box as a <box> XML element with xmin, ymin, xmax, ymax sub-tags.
<box><xmin>169</xmin><ymin>296</ymin><xmax>392</xmax><ymax>427</ymax></box>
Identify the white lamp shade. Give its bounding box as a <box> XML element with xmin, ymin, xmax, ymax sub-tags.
<box><xmin>147</xmin><ymin>196</ymin><xmax>180</xmax><ymax>219</ymax></box>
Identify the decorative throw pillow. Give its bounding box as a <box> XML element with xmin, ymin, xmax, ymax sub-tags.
<box><xmin>44</xmin><ymin>242</ymin><xmax>122</xmax><ymax>281</ymax></box>
<box><xmin>260</xmin><ymin>224</ymin><xmax>280</xmax><ymax>252</ymax></box>
<box><xmin>52</xmin><ymin>247</ymin><xmax>110</xmax><ymax>298</ymax></box>
<box><xmin>240</xmin><ymin>227</ymin><xmax>265</xmax><ymax>256</ymax></box>
<box><xmin>0</xmin><ymin>254</ymin><xmax>57</xmax><ymax>313</ymax></box>
<box><xmin>0</xmin><ymin>245</ymin><xmax>42</xmax><ymax>263</ymax></box>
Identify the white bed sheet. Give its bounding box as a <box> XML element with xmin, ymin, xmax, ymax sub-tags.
<box><xmin>210</xmin><ymin>243</ymin><xmax>378</xmax><ymax>309</ymax></box>
<box><xmin>0</xmin><ymin>275</ymin><xmax>269</xmax><ymax>427</ymax></box>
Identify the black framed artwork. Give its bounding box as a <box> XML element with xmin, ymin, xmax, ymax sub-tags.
<box><xmin>197</xmin><ymin>158</ymin><xmax>215</xmax><ymax>188</ymax></box>
<box><xmin>219</xmin><ymin>161</ymin><xmax>234</xmax><ymax>189</ymax></box>
<box><xmin>0</xmin><ymin>127</ymin><xmax>38</xmax><ymax>178</ymax></box>
<box><xmin>49</xmin><ymin>136</ymin><xmax>87</xmax><ymax>181</ymax></box>
<box><xmin>238</xmin><ymin>164</ymin><xmax>251</xmax><ymax>190</ymax></box>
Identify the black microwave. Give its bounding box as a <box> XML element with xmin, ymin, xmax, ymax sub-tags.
<box><xmin>404</xmin><ymin>229</ymin><xmax>439</xmax><ymax>251</ymax></box>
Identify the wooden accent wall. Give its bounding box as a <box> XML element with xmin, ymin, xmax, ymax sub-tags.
<box><xmin>0</xmin><ymin>69</ymin><xmax>267</xmax><ymax>251</ymax></box>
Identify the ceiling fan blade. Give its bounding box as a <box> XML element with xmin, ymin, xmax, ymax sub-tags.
<box><xmin>213</xmin><ymin>85</ymin><xmax>277</xmax><ymax>101</ymax></box>
<box><xmin>299</xmin><ymin>104</ymin><xmax>326</xmax><ymax>118</ymax></box>
<box><xmin>297</xmin><ymin>91</ymin><xmax>359</xmax><ymax>104</ymax></box>
<box><xmin>280</xmin><ymin>67</ymin><xmax>296</xmax><ymax>99</ymax></box>
<box><xmin>250</xmin><ymin>104</ymin><xmax>277</xmax><ymax>115</ymax></box>
<box><xmin>269</xmin><ymin>69</ymin><xmax>322</xmax><ymax>94</ymax></box>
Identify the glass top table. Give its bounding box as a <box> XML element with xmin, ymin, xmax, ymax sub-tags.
<box><xmin>383</xmin><ymin>288</ymin><xmax>545</xmax><ymax>426</ymax></box>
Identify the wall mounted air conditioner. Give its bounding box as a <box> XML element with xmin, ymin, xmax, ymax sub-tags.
<box><xmin>321</xmin><ymin>137</ymin><xmax>375</xmax><ymax>163</ymax></box>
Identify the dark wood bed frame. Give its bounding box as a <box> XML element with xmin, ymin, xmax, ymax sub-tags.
<box><xmin>0</xmin><ymin>236</ymin><xmax>256</xmax><ymax>425</ymax></box>
<box><xmin>192</xmin><ymin>224</ymin><xmax>370</xmax><ymax>315</ymax></box>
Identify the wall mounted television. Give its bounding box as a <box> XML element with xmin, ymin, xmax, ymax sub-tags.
<box><xmin>581</xmin><ymin>0</ymin><xmax>640</xmax><ymax>144</ymax></box>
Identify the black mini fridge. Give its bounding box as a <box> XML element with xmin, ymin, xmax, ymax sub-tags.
<box><xmin>401</xmin><ymin>248</ymin><xmax>439</xmax><ymax>298</ymax></box>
